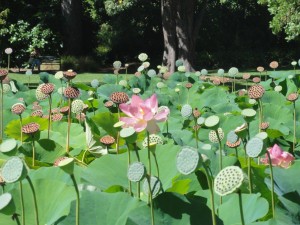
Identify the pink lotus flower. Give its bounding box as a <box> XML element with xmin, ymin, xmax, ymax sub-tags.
<box><xmin>260</xmin><ymin>144</ymin><xmax>295</xmax><ymax>168</ymax></box>
<box><xmin>119</xmin><ymin>94</ymin><xmax>170</xmax><ymax>133</ymax></box>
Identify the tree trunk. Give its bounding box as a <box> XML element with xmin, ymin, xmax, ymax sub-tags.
<box><xmin>61</xmin><ymin>0</ymin><xmax>83</xmax><ymax>55</ymax></box>
<box><xmin>161</xmin><ymin>0</ymin><xmax>207</xmax><ymax>72</ymax></box>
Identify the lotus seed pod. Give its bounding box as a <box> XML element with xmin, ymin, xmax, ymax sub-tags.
<box><xmin>274</xmin><ymin>85</ymin><xmax>282</xmax><ymax>92</ymax></box>
<box><xmin>287</xmin><ymin>93</ymin><xmax>298</xmax><ymax>102</ymax></box>
<box><xmin>226</xmin><ymin>139</ymin><xmax>241</xmax><ymax>148</ymax></box>
<box><xmin>175</xmin><ymin>59</ymin><xmax>184</xmax><ymax>67</ymax></box>
<box><xmin>1</xmin><ymin>157</ymin><xmax>27</xmax><ymax>183</ymax></box>
<box><xmin>209</xmin><ymin>128</ymin><xmax>224</xmax><ymax>143</ymax></box>
<box><xmin>241</xmin><ymin>108</ymin><xmax>256</xmax><ymax>118</ymax></box>
<box><xmin>138</xmin><ymin>53</ymin><xmax>148</xmax><ymax>62</ymax></box>
<box><xmin>197</xmin><ymin>117</ymin><xmax>205</xmax><ymax>125</ymax></box>
<box><xmin>214</xmin><ymin>166</ymin><xmax>244</xmax><ymax>196</ymax></box>
<box><xmin>291</xmin><ymin>61</ymin><xmax>297</xmax><ymax>66</ymax></box>
<box><xmin>137</xmin><ymin>65</ymin><xmax>145</xmax><ymax>73</ymax></box>
<box><xmin>64</xmin><ymin>86</ymin><xmax>80</xmax><ymax>99</ymax></box>
<box><xmin>134</xmin><ymin>71</ymin><xmax>141</xmax><ymax>77</ymax></box>
<box><xmin>52</xmin><ymin>113</ymin><xmax>63</xmax><ymax>122</ymax></box>
<box><xmin>3</xmin><ymin>84</ymin><xmax>11</xmax><ymax>93</ymax></box>
<box><xmin>143</xmin><ymin>62</ymin><xmax>150</xmax><ymax>69</ymax></box>
<box><xmin>54</xmin><ymin>71</ymin><xmax>63</xmax><ymax>79</ymax></box>
<box><xmin>163</xmin><ymin>71</ymin><xmax>171</xmax><ymax>80</ymax></box>
<box><xmin>11</xmin><ymin>103</ymin><xmax>26</xmax><ymax>115</ymax></box>
<box><xmin>113</xmin><ymin>61</ymin><xmax>122</xmax><ymax>70</ymax></box>
<box><xmin>57</xmin><ymin>157</ymin><xmax>75</xmax><ymax>175</ymax></box>
<box><xmin>246</xmin><ymin>137</ymin><xmax>264</xmax><ymax>158</ymax></box>
<box><xmin>213</xmin><ymin>79</ymin><xmax>221</xmax><ymax>85</ymax></box>
<box><xmin>21</xmin><ymin>122</ymin><xmax>40</xmax><ymax>134</ymax></box>
<box><xmin>234</xmin><ymin>123</ymin><xmax>248</xmax><ymax>138</ymax></box>
<box><xmin>158</xmin><ymin>106</ymin><xmax>170</xmax><ymax>117</ymax></box>
<box><xmin>100</xmin><ymin>135</ymin><xmax>115</xmax><ymax>145</ymax></box>
<box><xmin>31</xmin><ymin>110</ymin><xmax>43</xmax><ymax>117</ymax></box>
<box><xmin>91</xmin><ymin>79</ymin><xmax>100</xmax><ymax>88</ymax></box>
<box><xmin>36</xmin><ymin>84</ymin><xmax>49</xmax><ymax>101</ymax></box>
<box><xmin>110</xmin><ymin>92</ymin><xmax>129</xmax><ymax>104</ymax></box>
<box><xmin>104</xmin><ymin>100</ymin><xmax>114</xmax><ymax>108</ymax></box>
<box><xmin>228</xmin><ymin>67</ymin><xmax>238</xmax><ymax>76</ymax></box>
<box><xmin>127</xmin><ymin>162</ymin><xmax>146</xmax><ymax>182</ymax></box>
<box><xmin>0</xmin><ymin>193</ymin><xmax>16</xmax><ymax>215</ymax></box>
<box><xmin>185</xmin><ymin>82</ymin><xmax>193</xmax><ymax>89</ymax></box>
<box><xmin>142</xmin><ymin>176</ymin><xmax>162</xmax><ymax>198</ymax></box>
<box><xmin>252</xmin><ymin>77</ymin><xmax>261</xmax><ymax>83</ymax></box>
<box><xmin>181</xmin><ymin>104</ymin><xmax>193</xmax><ymax>118</ymax></box>
<box><xmin>256</xmin><ymin>66</ymin><xmax>264</xmax><ymax>72</ymax></box>
<box><xmin>248</xmin><ymin>84</ymin><xmax>265</xmax><ymax>99</ymax></box>
<box><xmin>204</xmin><ymin>115</ymin><xmax>220</xmax><ymax>129</ymax></box>
<box><xmin>156</xmin><ymin>82</ymin><xmax>165</xmax><ymax>89</ymax></box>
<box><xmin>132</xmin><ymin>88</ymin><xmax>141</xmax><ymax>94</ymax></box>
<box><xmin>0</xmin><ymin>139</ymin><xmax>18</xmax><ymax>155</ymax></box>
<box><xmin>260</xmin><ymin>122</ymin><xmax>269</xmax><ymax>130</ymax></box>
<box><xmin>269</xmin><ymin>61</ymin><xmax>278</xmax><ymax>69</ymax></box>
<box><xmin>238</xmin><ymin>89</ymin><xmax>246</xmax><ymax>96</ymax></box>
<box><xmin>227</xmin><ymin>130</ymin><xmax>239</xmax><ymax>144</ymax></box>
<box><xmin>217</xmin><ymin>69</ymin><xmax>224</xmax><ymax>76</ymax></box>
<box><xmin>176</xmin><ymin>146</ymin><xmax>201</xmax><ymax>175</ymax></box>
<box><xmin>60</xmin><ymin>106</ymin><xmax>70</xmax><ymax>115</ymax></box>
<box><xmin>71</xmin><ymin>99</ymin><xmax>84</xmax><ymax>114</ymax></box>
<box><xmin>41</xmin><ymin>83</ymin><xmax>55</xmax><ymax>95</ymax></box>
<box><xmin>178</xmin><ymin>65</ymin><xmax>186</xmax><ymax>72</ymax></box>
<box><xmin>0</xmin><ymin>69</ymin><xmax>8</xmax><ymax>81</ymax></box>
<box><xmin>119</xmin><ymin>79</ymin><xmax>127</xmax><ymax>87</ymax></box>
<box><xmin>242</xmin><ymin>73</ymin><xmax>251</xmax><ymax>80</ymax></box>
<box><xmin>193</xmin><ymin>108</ymin><xmax>201</xmax><ymax>118</ymax></box>
<box><xmin>63</xmin><ymin>70</ymin><xmax>77</xmax><ymax>80</ymax></box>
<box><xmin>53</xmin><ymin>156</ymin><xmax>69</xmax><ymax>167</ymax></box>
<box><xmin>147</xmin><ymin>69</ymin><xmax>157</xmax><ymax>78</ymax></box>
<box><xmin>255</xmin><ymin>132</ymin><xmax>268</xmax><ymax>140</ymax></box>
<box><xmin>142</xmin><ymin>134</ymin><xmax>163</xmax><ymax>148</ymax></box>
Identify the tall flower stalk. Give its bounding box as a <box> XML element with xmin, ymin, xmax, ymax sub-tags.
<box><xmin>0</xmin><ymin>69</ymin><xmax>8</xmax><ymax>142</ymax></box>
<box><xmin>26</xmin><ymin>176</ymin><xmax>39</xmax><ymax>225</ymax></box>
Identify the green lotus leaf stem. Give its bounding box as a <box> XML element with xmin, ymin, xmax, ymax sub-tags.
<box><xmin>238</xmin><ymin>190</ymin><xmax>246</xmax><ymax>225</ymax></box>
<box><xmin>66</xmin><ymin>98</ymin><xmax>72</xmax><ymax>153</ymax></box>
<box><xmin>126</xmin><ymin>143</ymin><xmax>132</xmax><ymax>196</ymax></box>
<box><xmin>47</xmin><ymin>95</ymin><xmax>52</xmax><ymax>139</ymax></box>
<box><xmin>293</xmin><ymin>101</ymin><xmax>296</xmax><ymax>153</ymax></box>
<box><xmin>147</xmin><ymin>132</ymin><xmax>155</xmax><ymax>225</ymax></box>
<box><xmin>26</xmin><ymin>176</ymin><xmax>39</xmax><ymax>225</ymax></box>
<box><xmin>13</xmin><ymin>214</ymin><xmax>21</xmax><ymax>225</ymax></box>
<box><xmin>266</xmin><ymin>151</ymin><xmax>275</xmax><ymax>219</ymax></box>
<box><xmin>258</xmin><ymin>99</ymin><xmax>263</xmax><ymax>132</ymax></box>
<box><xmin>152</xmin><ymin>152</ymin><xmax>160</xmax><ymax>179</ymax></box>
<box><xmin>215</xmin><ymin>129</ymin><xmax>223</xmax><ymax>171</ymax></box>
<box><xmin>194</xmin><ymin>119</ymin><xmax>199</xmax><ymax>149</ymax></box>
<box><xmin>31</xmin><ymin>137</ymin><xmax>36</xmax><ymax>167</ymax></box>
<box><xmin>90</xmin><ymin>101</ymin><xmax>95</xmax><ymax>116</ymax></box>
<box><xmin>19</xmin><ymin>115</ymin><xmax>23</xmax><ymax>144</ymax></box>
<box><xmin>0</xmin><ymin>81</ymin><xmax>3</xmax><ymax>142</ymax></box>
<box><xmin>248</xmin><ymin>157</ymin><xmax>253</xmax><ymax>193</ymax></box>
<box><xmin>19</xmin><ymin>181</ymin><xmax>25</xmax><ymax>225</ymax></box>
<box><xmin>233</xmin><ymin>75</ymin><xmax>236</xmax><ymax>92</ymax></box>
<box><xmin>203</xmin><ymin>164</ymin><xmax>217</xmax><ymax>225</ymax></box>
<box><xmin>133</xmin><ymin>143</ymin><xmax>141</xmax><ymax>200</ymax></box>
<box><xmin>70</xmin><ymin>174</ymin><xmax>80</xmax><ymax>225</ymax></box>
<box><xmin>235</xmin><ymin>147</ymin><xmax>238</xmax><ymax>158</ymax></box>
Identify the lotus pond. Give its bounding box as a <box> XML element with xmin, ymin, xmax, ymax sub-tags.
<box><xmin>0</xmin><ymin>57</ymin><xmax>300</xmax><ymax>225</ymax></box>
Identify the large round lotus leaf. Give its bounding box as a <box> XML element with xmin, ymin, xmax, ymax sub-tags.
<box><xmin>255</xmin><ymin>132</ymin><xmax>268</xmax><ymax>140</ymax></box>
<box><xmin>1</xmin><ymin>157</ymin><xmax>27</xmax><ymax>183</ymax></box>
<box><xmin>127</xmin><ymin>162</ymin><xmax>146</xmax><ymax>182</ymax></box>
<box><xmin>0</xmin><ymin>139</ymin><xmax>17</xmax><ymax>153</ymax></box>
<box><xmin>248</xmin><ymin>99</ymin><xmax>257</xmax><ymax>105</ymax></box>
<box><xmin>181</xmin><ymin>104</ymin><xmax>192</xmax><ymax>118</ymax></box>
<box><xmin>204</xmin><ymin>115</ymin><xmax>220</xmax><ymax>128</ymax></box>
<box><xmin>0</xmin><ymin>193</ymin><xmax>15</xmax><ymax>215</ymax></box>
<box><xmin>143</xmin><ymin>176</ymin><xmax>162</xmax><ymax>198</ymax></box>
<box><xmin>241</xmin><ymin>108</ymin><xmax>256</xmax><ymax>117</ymax></box>
<box><xmin>227</xmin><ymin>130</ymin><xmax>239</xmax><ymax>144</ymax></box>
<box><xmin>246</xmin><ymin>137</ymin><xmax>264</xmax><ymax>158</ymax></box>
<box><xmin>176</xmin><ymin>146</ymin><xmax>200</xmax><ymax>175</ymax></box>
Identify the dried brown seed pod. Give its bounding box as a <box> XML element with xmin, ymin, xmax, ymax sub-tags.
<box><xmin>256</xmin><ymin>67</ymin><xmax>264</xmax><ymax>72</ymax></box>
<box><xmin>248</xmin><ymin>84</ymin><xmax>265</xmax><ymax>99</ymax></box>
<box><xmin>260</xmin><ymin>122</ymin><xmax>270</xmax><ymax>130</ymax></box>
<box><xmin>226</xmin><ymin>139</ymin><xmax>241</xmax><ymax>148</ymax></box>
<box><xmin>242</xmin><ymin>73</ymin><xmax>251</xmax><ymax>80</ymax></box>
<box><xmin>41</xmin><ymin>83</ymin><xmax>55</xmax><ymax>95</ymax></box>
<box><xmin>52</xmin><ymin>113</ymin><xmax>63</xmax><ymax>122</ymax></box>
<box><xmin>11</xmin><ymin>103</ymin><xmax>26</xmax><ymax>115</ymax></box>
<box><xmin>185</xmin><ymin>83</ymin><xmax>193</xmax><ymax>89</ymax></box>
<box><xmin>63</xmin><ymin>70</ymin><xmax>77</xmax><ymax>80</ymax></box>
<box><xmin>104</xmin><ymin>101</ymin><xmax>114</xmax><ymax>108</ymax></box>
<box><xmin>31</xmin><ymin>110</ymin><xmax>43</xmax><ymax>117</ymax></box>
<box><xmin>60</xmin><ymin>106</ymin><xmax>70</xmax><ymax>115</ymax></box>
<box><xmin>287</xmin><ymin>93</ymin><xmax>298</xmax><ymax>102</ymax></box>
<box><xmin>100</xmin><ymin>135</ymin><xmax>115</xmax><ymax>145</ymax></box>
<box><xmin>0</xmin><ymin>69</ymin><xmax>8</xmax><ymax>81</ymax></box>
<box><xmin>64</xmin><ymin>87</ymin><xmax>80</xmax><ymax>99</ymax></box>
<box><xmin>193</xmin><ymin>108</ymin><xmax>201</xmax><ymax>118</ymax></box>
<box><xmin>269</xmin><ymin>61</ymin><xmax>279</xmax><ymax>69</ymax></box>
<box><xmin>252</xmin><ymin>77</ymin><xmax>261</xmax><ymax>83</ymax></box>
<box><xmin>110</xmin><ymin>92</ymin><xmax>129</xmax><ymax>104</ymax></box>
<box><xmin>22</xmin><ymin>122</ymin><xmax>40</xmax><ymax>134</ymax></box>
<box><xmin>76</xmin><ymin>113</ymin><xmax>86</xmax><ymax>122</ymax></box>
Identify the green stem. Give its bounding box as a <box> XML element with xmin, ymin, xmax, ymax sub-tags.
<box><xmin>293</xmin><ymin>102</ymin><xmax>296</xmax><ymax>153</ymax></box>
<box><xmin>235</xmin><ymin>147</ymin><xmax>238</xmax><ymax>158</ymax></box>
<box><xmin>127</xmin><ymin>143</ymin><xmax>132</xmax><ymax>195</ymax></box>
<box><xmin>14</xmin><ymin>214</ymin><xmax>21</xmax><ymax>225</ymax></box>
<box><xmin>81</xmin><ymin>149</ymin><xmax>88</xmax><ymax>164</ymax></box>
<box><xmin>19</xmin><ymin>115</ymin><xmax>23</xmax><ymax>145</ymax></box>
<box><xmin>70</xmin><ymin>174</ymin><xmax>80</xmax><ymax>225</ymax></box>
<box><xmin>248</xmin><ymin>157</ymin><xmax>253</xmax><ymax>193</ymax></box>
<box><xmin>66</xmin><ymin>98</ymin><xmax>72</xmax><ymax>153</ymax></box>
<box><xmin>134</xmin><ymin>144</ymin><xmax>141</xmax><ymax>200</ymax></box>
<box><xmin>194</xmin><ymin>119</ymin><xmax>199</xmax><ymax>149</ymax></box>
<box><xmin>47</xmin><ymin>95</ymin><xmax>52</xmax><ymax>139</ymax></box>
<box><xmin>19</xmin><ymin>181</ymin><xmax>25</xmax><ymax>225</ymax></box>
<box><xmin>0</xmin><ymin>81</ymin><xmax>3</xmax><ymax>142</ymax></box>
<box><xmin>266</xmin><ymin>151</ymin><xmax>275</xmax><ymax>219</ymax></box>
<box><xmin>258</xmin><ymin>99</ymin><xmax>263</xmax><ymax>132</ymax></box>
<box><xmin>215</xmin><ymin>129</ymin><xmax>223</xmax><ymax>171</ymax></box>
<box><xmin>147</xmin><ymin>132</ymin><xmax>155</xmax><ymax>225</ymax></box>
<box><xmin>203</xmin><ymin>164</ymin><xmax>217</xmax><ymax>225</ymax></box>
<box><xmin>152</xmin><ymin>152</ymin><xmax>160</xmax><ymax>179</ymax></box>
<box><xmin>26</xmin><ymin>176</ymin><xmax>39</xmax><ymax>225</ymax></box>
<box><xmin>238</xmin><ymin>191</ymin><xmax>246</xmax><ymax>225</ymax></box>
<box><xmin>31</xmin><ymin>138</ymin><xmax>35</xmax><ymax>167</ymax></box>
